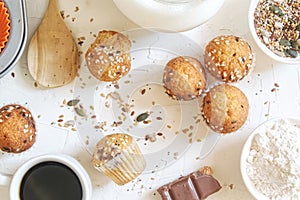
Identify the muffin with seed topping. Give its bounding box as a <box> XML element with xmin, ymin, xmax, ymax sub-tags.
<box><xmin>202</xmin><ymin>84</ymin><xmax>249</xmax><ymax>134</ymax></box>
<box><xmin>163</xmin><ymin>56</ymin><xmax>206</xmax><ymax>100</ymax></box>
<box><xmin>92</xmin><ymin>133</ymin><xmax>146</xmax><ymax>185</ymax></box>
<box><xmin>204</xmin><ymin>35</ymin><xmax>254</xmax><ymax>82</ymax></box>
<box><xmin>0</xmin><ymin>104</ymin><xmax>36</xmax><ymax>153</ymax></box>
<box><xmin>85</xmin><ymin>30</ymin><xmax>131</xmax><ymax>82</ymax></box>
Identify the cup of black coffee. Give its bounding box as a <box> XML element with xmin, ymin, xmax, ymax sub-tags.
<box><xmin>0</xmin><ymin>154</ymin><xmax>92</xmax><ymax>200</ymax></box>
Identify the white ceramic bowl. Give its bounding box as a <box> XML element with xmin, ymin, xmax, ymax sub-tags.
<box><xmin>240</xmin><ymin>122</ymin><xmax>268</xmax><ymax>200</ymax></box>
<box><xmin>248</xmin><ymin>0</ymin><xmax>300</xmax><ymax>64</ymax></box>
<box><xmin>240</xmin><ymin>118</ymin><xmax>300</xmax><ymax>199</ymax></box>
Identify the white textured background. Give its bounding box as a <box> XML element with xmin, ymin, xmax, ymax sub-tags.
<box><xmin>1</xmin><ymin>0</ymin><xmax>300</xmax><ymax>199</ymax></box>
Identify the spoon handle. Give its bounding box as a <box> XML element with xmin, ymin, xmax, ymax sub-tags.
<box><xmin>48</xmin><ymin>0</ymin><xmax>58</xmax><ymax>12</ymax></box>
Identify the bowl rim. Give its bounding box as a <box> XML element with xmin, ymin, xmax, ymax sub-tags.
<box><xmin>240</xmin><ymin>117</ymin><xmax>300</xmax><ymax>200</ymax></box>
<box><xmin>248</xmin><ymin>0</ymin><xmax>300</xmax><ymax>64</ymax></box>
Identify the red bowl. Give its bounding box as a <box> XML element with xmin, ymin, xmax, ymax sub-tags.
<box><xmin>0</xmin><ymin>1</ymin><xmax>10</xmax><ymax>54</ymax></box>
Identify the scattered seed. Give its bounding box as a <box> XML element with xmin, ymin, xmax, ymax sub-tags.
<box><xmin>271</xmin><ymin>88</ymin><xmax>276</xmax><ymax>92</ymax></box>
<box><xmin>74</xmin><ymin>107</ymin><xmax>86</xmax><ymax>117</ymax></box>
<box><xmin>136</xmin><ymin>112</ymin><xmax>149</xmax><ymax>122</ymax></box>
<box><xmin>156</xmin><ymin>117</ymin><xmax>162</xmax><ymax>120</ymax></box>
<box><xmin>143</xmin><ymin>120</ymin><xmax>151</xmax><ymax>124</ymax></box>
<box><xmin>130</xmin><ymin>111</ymin><xmax>135</xmax><ymax>116</ymax></box>
<box><xmin>141</xmin><ymin>89</ymin><xmax>146</xmax><ymax>95</ymax></box>
<box><xmin>274</xmin><ymin>83</ymin><xmax>279</xmax><ymax>87</ymax></box>
<box><xmin>67</xmin><ymin>99</ymin><xmax>80</xmax><ymax>106</ymax></box>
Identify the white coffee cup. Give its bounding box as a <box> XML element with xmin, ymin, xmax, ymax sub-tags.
<box><xmin>0</xmin><ymin>154</ymin><xmax>92</xmax><ymax>200</ymax></box>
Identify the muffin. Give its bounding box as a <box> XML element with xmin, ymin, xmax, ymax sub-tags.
<box><xmin>204</xmin><ymin>35</ymin><xmax>254</xmax><ymax>82</ymax></box>
<box><xmin>0</xmin><ymin>104</ymin><xmax>36</xmax><ymax>153</ymax></box>
<box><xmin>163</xmin><ymin>56</ymin><xmax>206</xmax><ymax>100</ymax></box>
<box><xmin>202</xmin><ymin>84</ymin><xmax>249</xmax><ymax>134</ymax></box>
<box><xmin>85</xmin><ymin>30</ymin><xmax>131</xmax><ymax>82</ymax></box>
<box><xmin>92</xmin><ymin>133</ymin><xmax>146</xmax><ymax>185</ymax></box>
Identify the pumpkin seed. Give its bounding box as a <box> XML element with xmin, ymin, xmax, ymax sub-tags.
<box><xmin>279</xmin><ymin>38</ymin><xmax>291</xmax><ymax>47</ymax></box>
<box><xmin>296</xmin><ymin>24</ymin><xmax>300</xmax><ymax>31</ymax></box>
<box><xmin>136</xmin><ymin>112</ymin><xmax>149</xmax><ymax>122</ymax></box>
<box><xmin>291</xmin><ymin>40</ymin><xmax>299</xmax><ymax>50</ymax></box>
<box><xmin>270</xmin><ymin>5</ymin><xmax>283</xmax><ymax>16</ymax></box>
<box><xmin>67</xmin><ymin>99</ymin><xmax>80</xmax><ymax>106</ymax></box>
<box><xmin>75</xmin><ymin>107</ymin><xmax>86</xmax><ymax>117</ymax></box>
<box><xmin>284</xmin><ymin>49</ymin><xmax>298</xmax><ymax>58</ymax></box>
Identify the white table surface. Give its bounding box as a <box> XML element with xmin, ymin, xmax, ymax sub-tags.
<box><xmin>1</xmin><ymin>0</ymin><xmax>300</xmax><ymax>199</ymax></box>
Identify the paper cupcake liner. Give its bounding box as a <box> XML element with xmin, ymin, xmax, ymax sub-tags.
<box><xmin>0</xmin><ymin>1</ymin><xmax>10</xmax><ymax>54</ymax></box>
<box><xmin>92</xmin><ymin>133</ymin><xmax>146</xmax><ymax>185</ymax></box>
<box><xmin>98</xmin><ymin>151</ymin><xmax>146</xmax><ymax>185</ymax></box>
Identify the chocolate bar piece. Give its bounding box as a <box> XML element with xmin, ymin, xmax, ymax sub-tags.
<box><xmin>157</xmin><ymin>168</ymin><xmax>221</xmax><ymax>200</ymax></box>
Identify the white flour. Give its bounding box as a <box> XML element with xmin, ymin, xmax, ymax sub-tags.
<box><xmin>246</xmin><ymin>119</ymin><xmax>300</xmax><ymax>200</ymax></box>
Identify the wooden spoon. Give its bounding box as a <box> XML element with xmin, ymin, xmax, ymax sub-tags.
<box><xmin>27</xmin><ymin>0</ymin><xmax>78</xmax><ymax>88</ymax></box>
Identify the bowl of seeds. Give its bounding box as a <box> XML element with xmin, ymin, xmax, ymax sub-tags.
<box><xmin>249</xmin><ymin>0</ymin><xmax>300</xmax><ymax>64</ymax></box>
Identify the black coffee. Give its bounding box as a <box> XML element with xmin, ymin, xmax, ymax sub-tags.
<box><xmin>20</xmin><ymin>161</ymin><xmax>83</xmax><ymax>200</ymax></box>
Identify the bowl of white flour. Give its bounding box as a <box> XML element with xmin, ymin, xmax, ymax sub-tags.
<box><xmin>241</xmin><ymin>118</ymin><xmax>300</xmax><ymax>200</ymax></box>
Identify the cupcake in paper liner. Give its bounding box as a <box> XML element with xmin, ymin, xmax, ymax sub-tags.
<box><xmin>92</xmin><ymin>133</ymin><xmax>146</xmax><ymax>185</ymax></box>
<box><xmin>0</xmin><ymin>1</ymin><xmax>10</xmax><ymax>54</ymax></box>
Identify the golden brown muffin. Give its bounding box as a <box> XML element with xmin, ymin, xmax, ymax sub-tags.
<box><xmin>204</xmin><ymin>35</ymin><xmax>254</xmax><ymax>82</ymax></box>
<box><xmin>163</xmin><ymin>56</ymin><xmax>206</xmax><ymax>100</ymax></box>
<box><xmin>85</xmin><ymin>30</ymin><xmax>131</xmax><ymax>82</ymax></box>
<box><xmin>92</xmin><ymin>133</ymin><xmax>146</xmax><ymax>185</ymax></box>
<box><xmin>0</xmin><ymin>104</ymin><xmax>36</xmax><ymax>153</ymax></box>
<box><xmin>202</xmin><ymin>84</ymin><xmax>249</xmax><ymax>134</ymax></box>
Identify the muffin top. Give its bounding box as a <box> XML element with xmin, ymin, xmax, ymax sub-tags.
<box><xmin>204</xmin><ymin>35</ymin><xmax>254</xmax><ymax>82</ymax></box>
<box><xmin>0</xmin><ymin>104</ymin><xmax>36</xmax><ymax>153</ymax></box>
<box><xmin>202</xmin><ymin>84</ymin><xmax>249</xmax><ymax>134</ymax></box>
<box><xmin>163</xmin><ymin>56</ymin><xmax>206</xmax><ymax>101</ymax></box>
<box><xmin>93</xmin><ymin>133</ymin><xmax>134</xmax><ymax>167</ymax></box>
<box><xmin>85</xmin><ymin>30</ymin><xmax>131</xmax><ymax>82</ymax></box>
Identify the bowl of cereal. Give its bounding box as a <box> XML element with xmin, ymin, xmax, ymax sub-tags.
<box><xmin>249</xmin><ymin>0</ymin><xmax>300</xmax><ymax>64</ymax></box>
<box><xmin>240</xmin><ymin>118</ymin><xmax>300</xmax><ymax>199</ymax></box>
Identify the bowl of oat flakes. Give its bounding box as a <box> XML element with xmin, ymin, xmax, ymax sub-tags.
<box><xmin>249</xmin><ymin>0</ymin><xmax>300</xmax><ymax>64</ymax></box>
